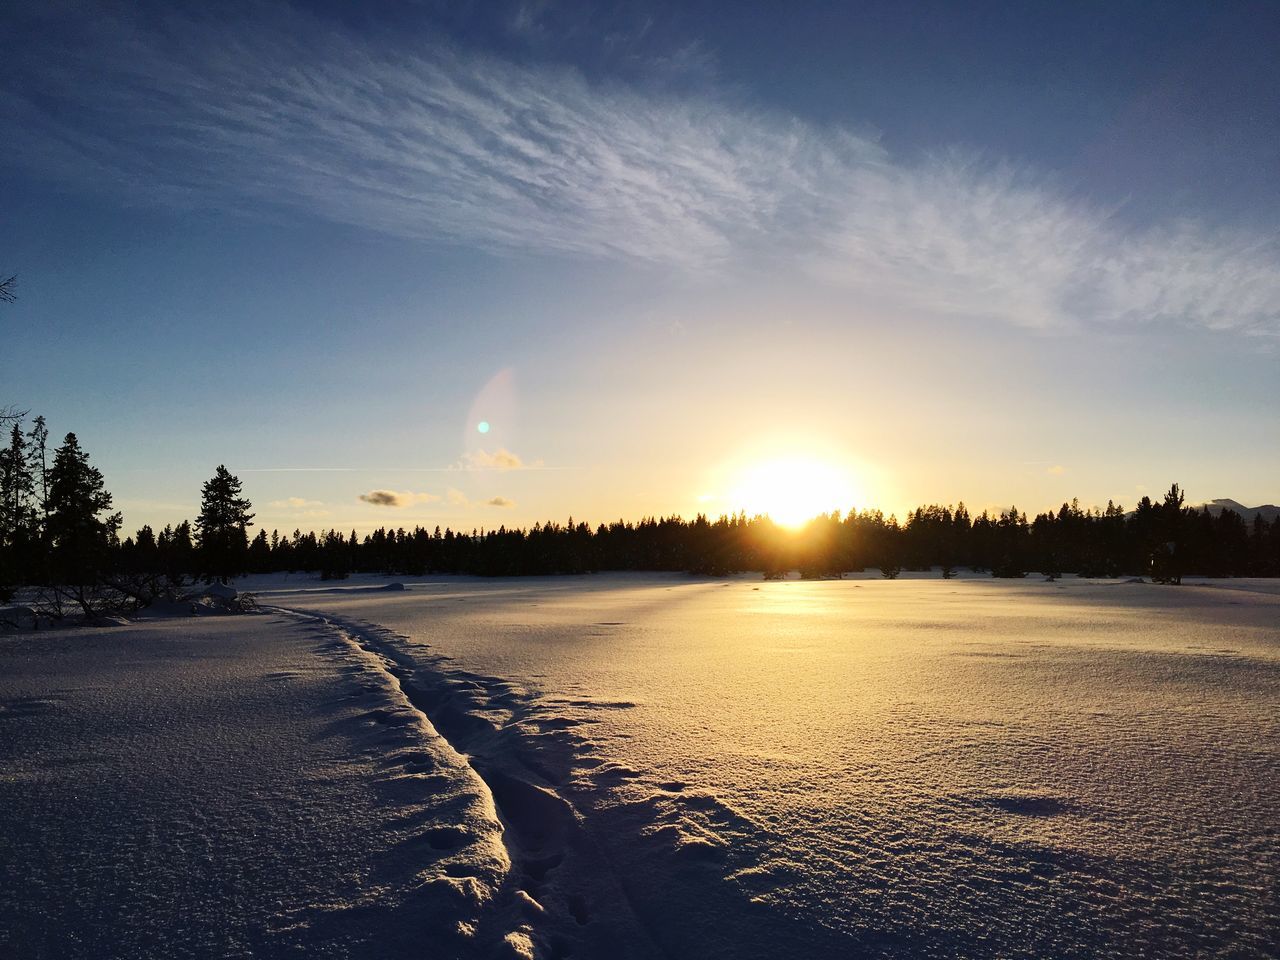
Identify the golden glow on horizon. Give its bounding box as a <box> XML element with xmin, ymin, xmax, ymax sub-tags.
<box><xmin>729</xmin><ymin>457</ymin><xmax>860</xmax><ymax>528</ymax></box>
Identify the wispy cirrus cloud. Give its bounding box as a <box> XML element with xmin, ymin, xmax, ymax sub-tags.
<box><xmin>808</xmin><ymin>159</ymin><xmax>1280</xmax><ymax>334</ymax></box>
<box><xmin>6</xmin><ymin>7</ymin><xmax>1279</xmax><ymax>335</ymax></box>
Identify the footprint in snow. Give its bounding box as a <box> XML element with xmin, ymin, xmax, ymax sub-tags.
<box><xmin>424</xmin><ymin>826</ymin><xmax>473</xmax><ymax>850</ymax></box>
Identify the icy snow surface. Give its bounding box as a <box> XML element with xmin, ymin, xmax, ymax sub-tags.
<box><xmin>256</xmin><ymin>572</ymin><xmax>1280</xmax><ymax>959</ymax></box>
<box><xmin>2</xmin><ymin>574</ymin><xmax>1276</xmax><ymax>958</ymax></box>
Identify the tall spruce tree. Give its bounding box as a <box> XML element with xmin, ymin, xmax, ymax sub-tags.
<box><xmin>158</xmin><ymin>520</ymin><xmax>196</xmax><ymax>580</ymax></box>
<box><xmin>0</xmin><ymin>424</ymin><xmax>36</xmax><ymax>543</ymax></box>
<box><xmin>45</xmin><ymin>432</ymin><xmax>121</xmax><ymax>586</ymax></box>
<box><xmin>1153</xmin><ymin>483</ymin><xmax>1187</xmax><ymax>584</ymax></box>
<box><xmin>0</xmin><ymin>424</ymin><xmax>37</xmax><ymax>595</ymax></box>
<box><xmin>196</xmin><ymin>466</ymin><xmax>254</xmax><ymax>583</ymax></box>
<box><xmin>26</xmin><ymin>415</ymin><xmax>50</xmax><ymax>533</ymax></box>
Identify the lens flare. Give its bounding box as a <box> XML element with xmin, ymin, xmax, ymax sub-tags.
<box><xmin>477</xmin><ymin>421</ymin><xmax>491</xmax><ymax>434</ymax></box>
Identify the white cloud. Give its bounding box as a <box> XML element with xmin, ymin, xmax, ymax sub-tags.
<box><xmin>459</xmin><ymin>448</ymin><xmax>527</xmax><ymax>471</ymax></box>
<box><xmin>358</xmin><ymin>489</ymin><xmax>441</xmax><ymax>508</ymax></box>
<box><xmin>8</xmin><ymin>9</ymin><xmax>1279</xmax><ymax>336</ymax></box>
<box><xmin>397</xmin><ymin>488</ymin><xmax>515</xmax><ymax>509</ymax></box>
<box><xmin>269</xmin><ymin>497</ymin><xmax>324</xmax><ymax>509</ymax></box>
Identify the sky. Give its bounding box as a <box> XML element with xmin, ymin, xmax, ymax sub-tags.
<box><xmin>2</xmin><ymin>0</ymin><xmax>1278</xmax><ymax>536</ymax></box>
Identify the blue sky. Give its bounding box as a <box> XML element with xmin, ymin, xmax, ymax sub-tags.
<box><xmin>3</xmin><ymin>1</ymin><xmax>1278</xmax><ymax>534</ymax></box>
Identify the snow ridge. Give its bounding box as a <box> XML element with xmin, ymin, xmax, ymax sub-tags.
<box><xmin>274</xmin><ymin>605</ymin><xmax>663</xmax><ymax>960</ymax></box>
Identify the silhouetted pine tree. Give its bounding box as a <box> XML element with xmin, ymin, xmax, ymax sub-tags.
<box><xmin>1151</xmin><ymin>483</ymin><xmax>1186</xmax><ymax>584</ymax></box>
<box><xmin>878</xmin><ymin>514</ymin><xmax>903</xmax><ymax>579</ymax></box>
<box><xmin>319</xmin><ymin>530</ymin><xmax>350</xmax><ymax>580</ymax></box>
<box><xmin>26</xmin><ymin>416</ymin><xmax>49</xmax><ymax>532</ymax></box>
<box><xmin>196</xmin><ymin>466</ymin><xmax>254</xmax><ymax>583</ymax></box>
<box><xmin>123</xmin><ymin>524</ymin><xmax>159</xmax><ymax>574</ymax></box>
<box><xmin>991</xmin><ymin>507</ymin><xmax>1028</xmax><ymax>577</ymax></box>
<box><xmin>248</xmin><ymin>529</ymin><xmax>271</xmax><ymax>572</ymax></box>
<box><xmin>45</xmin><ymin>433</ymin><xmax>121</xmax><ymax>591</ymax></box>
<box><xmin>0</xmin><ymin>424</ymin><xmax>38</xmax><ymax>598</ymax></box>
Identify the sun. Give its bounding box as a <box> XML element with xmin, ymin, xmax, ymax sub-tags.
<box><xmin>729</xmin><ymin>457</ymin><xmax>858</xmax><ymax>528</ymax></box>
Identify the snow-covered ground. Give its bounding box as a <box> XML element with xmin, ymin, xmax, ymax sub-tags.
<box><xmin>3</xmin><ymin>573</ymin><xmax>1278</xmax><ymax>958</ymax></box>
<box><xmin>0</xmin><ymin>611</ymin><xmax>521</xmax><ymax>958</ymax></box>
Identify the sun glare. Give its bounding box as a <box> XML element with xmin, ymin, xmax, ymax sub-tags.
<box><xmin>729</xmin><ymin>457</ymin><xmax>858</xmax><ymax>528</ymax></box>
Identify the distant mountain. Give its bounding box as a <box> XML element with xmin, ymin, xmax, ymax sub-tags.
<box><xmin>1192</xmin><ymin>499</ymin><xmax>1280</xmax><ymax>523</ymax></box>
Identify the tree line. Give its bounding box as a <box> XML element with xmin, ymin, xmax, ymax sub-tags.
<box><xmin>0</xmin><ymin>413</ymin><xmax>253</xmax><ymax>614</ymax></box>
<box><xmin>4</xmin><ymin>412</ymin><xmax>1279</xmax><ymax>620</ymax></box>
<box><xmin>223</xmin><ymin>486</ymin><xmax>1274</xmax><ymax>584</ymax></box>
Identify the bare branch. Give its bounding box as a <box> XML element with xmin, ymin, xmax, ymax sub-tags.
<box><xmin>0</xmin><ymin>405</ymin><xmax>29</xmax><ymax>428</ymax></box>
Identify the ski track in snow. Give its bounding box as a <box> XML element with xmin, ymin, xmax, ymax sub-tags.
<box><xmin>278</xmin><ymin>602</ymin><xmax>856</xmax><ymax>959</ymax></box>
<box><xmin>273</xmin><ymin>604</ymin><xmax>669</xmax><ymax>959</ymax></box>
